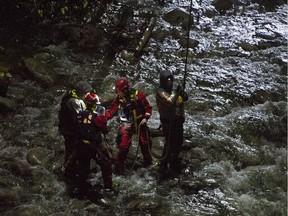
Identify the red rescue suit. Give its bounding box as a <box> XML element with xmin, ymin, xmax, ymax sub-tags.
<box><xmin>105</xmin><ymin>88</ymin><xmax>152</xmax><ymax>174</ymax></box>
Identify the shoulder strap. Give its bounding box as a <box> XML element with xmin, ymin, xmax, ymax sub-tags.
<box><xmin>129</xmin><ymin>88</ymin><xmax>138</xmax><ymax>101</ymax></box>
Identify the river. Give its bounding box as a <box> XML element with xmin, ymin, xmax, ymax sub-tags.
<box><xmin>0</xmin><ymin>0</ymin><xmax>287</xmax><ymax>215</ymax></box>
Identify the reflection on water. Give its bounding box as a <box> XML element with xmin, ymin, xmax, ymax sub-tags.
<box><xmin>0</xmin><ymin>1</ymin><xmax>287</xmax><ymax>216</ymax></box>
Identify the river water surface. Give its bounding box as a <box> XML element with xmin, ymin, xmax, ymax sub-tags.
<box><xmin>0</xmin><ymin>0</ymin><xmax>287</xmax><ymax>215</ymax></box>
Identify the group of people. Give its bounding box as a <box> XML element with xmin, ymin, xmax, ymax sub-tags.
<box><xmin>58</xmin><ymin>71</ymin><xmax>188</xmax><ymax>201</ymax></box>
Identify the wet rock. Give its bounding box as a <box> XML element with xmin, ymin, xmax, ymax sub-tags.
<box><xmin>20</xmin><ymin>58</ymin><xmax>55</xmax><ymax>87</ymax></box>
<box><xmin>212</xmin><ymin>0</ymin><xmax>234</xmax><ymax>14</ymax></box>
<box><xmin>251</xmin><ymin>0</ymin><xmax>287</xmax><ymax>11</ymax></box>
<box><xmin>120</xmin><ymin>50</ymin><xmax>136</xmax><ymax>62</ymax></box>
<box><xmin>26</xmin><ymin>147</ymin><xmax>52</xmax><ymax>166</ymax></box>
<box><xmin>257</xmin><ymin>39</ymin><xmax>284</xmax><ymax>50</ymax></box>
<box><xmin>255</xmin><ymin>28</ymin><xmax>279</xmax><ymax>40</ymax></box>
<box><xmin>0</xmin><ymin>159</ymin><xmax>31</xmax><ymax>177</ymax></box>
<box><xmin>127</xmin><ymin>196</ymin><xmax>161</xmax><ymax>210</ymax></box>
<box><xmin>9</xmin><ymin>205</ymin><xmax>46</xmax><ymax>216</ymax></box>
<box><xmin>238</xmin><ymin>151</ymin><xmax>262</xmax><ymax>168</ymax></box>
<box><xmin>57</xmin><ymin>24</ymin><xmax>108</xmax><ymax>49</ymax></box>
<box><xmin>0</xmin><ymin>175</ymin><xmax>23</xmax><ymax>188</ymax></box>
<box><xmin>178</xmin><ymin>37</ymin><xmax>200</xmax><ymax>49</ymax></box>
<box><xmin>190</xmin><ymin>147</ymin><xmax>209</xmax><ymax>161</ymax></box>
<box><xmin>237</xmin><ymin>41</ymin><xmax>259</xmax><ymax>51</ymax></box>
<box><xmin>5</xmin><ymin>83</ymin><xmax>29</xmax><ymax>105</ymax></box>
<box><xmin>163</xmin><ymin>8</ymin><xmax>192</xmax><ymax>28</ymax></box>
<box><xmin>181</xmin><ymin>178</ymin><xmax>219</xmax><ymax>195</ymax></box>
<box><xmin>232</xmin><ymin>102</ymin><xmax>287</xmax><ymax>142</ymax></box>
<box><xmin>0</xmin><ymin>96</ymin><xmax>16</xmax><ymax>112</ymax></box>
<box><xmin>0</xmin><ymin>188</ymin><xmax>20</xmax><ymax>205</ymax></box>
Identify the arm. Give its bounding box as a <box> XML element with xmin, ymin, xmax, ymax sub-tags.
<box><xmin>67</xmin><ymin>98</ymin><xmax>86</xmax><ymax>114</ymax></box>
<box><xmin>105</xmin><ymin>98</ymin><xmax>119</xmax><ymax>120</ymax></box>
<box><xmin>156</xmin><ymin>88</ymin><xmax>178</xmax><ymax>107</ymax></box>
<box><xmin>177</xmin><ymin>85</ymin><xmax>189</xmax><ymax>102</ymax></box>
<box><xmin>137</xmin><ymin>91</ymin><xmax>152</xmax><ymax>120</ymax></box>
<box><xmin>94</xmin><ymin>115</ymin><xmax>109</xmax><ymax>135</ymax></box>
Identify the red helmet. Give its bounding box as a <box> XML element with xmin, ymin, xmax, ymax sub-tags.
<box><xmin>115</xmin><ymin>78</ymin><xmax>130</xmax><ymax>93</ymax></box>
<box><xmin>85</xmin><ymin>93</ymin><xmax>101</xmax><ymax>107</ymax></box>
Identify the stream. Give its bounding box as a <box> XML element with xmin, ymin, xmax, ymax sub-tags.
<box><xmin>0</xmin><ymin>0</ymin><xmax>287</xmax><ymax>215</ymax></box>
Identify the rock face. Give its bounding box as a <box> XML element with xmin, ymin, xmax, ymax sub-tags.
<box><xmin>0</xmin><ymin>188</ymin><xmax>20</xmax><ymax>205</ymax></box>
<box><xmin>57</xmin><ymin>24</ymin><xmax>109</xmax><ymax>49</ymax></box>
<box><xmin>0</xmin><ymin>96</ymin><xmax>16</xmax><ymax>112</ymax></box>
<box><xmin>251</xmin><ymin>0</ymin><xmax>287</xmax><ymax>10</ymax></box>
<box><xmin>163</xmin><ymin>8</ymin><xmax>192</xmax><ymax>27</ymax></box>
<box><xmin>21</xmin><ymin>58</ymin><xmax>55</xmax><ymax>87</ymax></box>
<box><xmin>0</xmin><ymin>1</ymin><xmax>287</xmax><ymax>216</ymax></box>
<box><xmin>212</xmin><ymin>0</ymin><xmax>234</xmax><ymax>14</ymax></box>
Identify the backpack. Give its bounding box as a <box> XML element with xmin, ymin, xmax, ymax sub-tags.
<box><xmin>76</xmin><ymin>110</ymin><xmax>102</xmax><ymax>144</ymax></box>
<box><xmin>58</xmin><ymin>92</ymin><xmax>75</xmax><ymax>135</ymax></box>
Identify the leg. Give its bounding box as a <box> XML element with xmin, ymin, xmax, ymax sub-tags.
<box><xmin>158</xmin><ymin>122</ymin><xmax>171</xmax><ymax>180</ymax></box>
<box><xmin>72</xmin><ymin>157</ymin><xmax>91</xmax><ymax>198</ymax></box>
<box><xmin>169</xmin><ymin>120</ymin><xmax>185</xmax><ymax>173</ymax></box>
<box><xmin>159</xmin><ymin>122</ymin><xmax>173</xmax><ymax>167</ymax></box>
<box><xmin>71</xmin><ymin>144</ymin><xmax>95</xmax><ymax>198</ymax></box>
<box><xmin>139</xmin><ymin>125</ymin><xmax>152</xmax><ymax>167</ymax></box>
<box><xmin>63</xmin><ymin>135</ymin><xmax>77</xmax><ymax>178</ymax></box>
<box><xmin>96</xmin><ymin>146</ymin><xmax>113</xmax><ymax>189</ymax></box>
<box><xmin>115</xmin><ymin>124</ymin><xmax>132</xmax><ymax>174</ymax></box>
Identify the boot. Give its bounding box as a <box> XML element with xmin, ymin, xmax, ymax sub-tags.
<box><xmin>170</xmin><ymin>157</ymin><xmax>185</xmax><ymax>174</ymax></box>
<box><xmin>70</xmin><ymin>181</ymin><xmax>89</xmax><ymax>199</ymax></box>
<box><xmin>157</xmin><ymin>163</ymin><xmax>169</xmax><ymax>182</ymax></box>
<box><xmin>115</xmin><ymin>149</ymin><xmax>128</xmax><ymax>175</ymax></box>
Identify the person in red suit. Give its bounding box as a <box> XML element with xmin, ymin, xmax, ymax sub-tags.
<box><xmin>105</xmin><ymin>78</ymin><xmax>153</xmax><ymax>174</ymax></box>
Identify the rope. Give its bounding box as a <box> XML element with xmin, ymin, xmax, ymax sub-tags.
<box><xmin>183</xmin><ymin>0</ymin><xmax>193</xmax><ymax>89</ymax></box>
<box><xmin>152</xmin><ymin>0</ymin><xmax>194</xmax><ymax>164</ymax></box>
<box><xmin>128</xmin><ymin>121</ymin><xmax>143</xmax><ymax>172</ymax></box>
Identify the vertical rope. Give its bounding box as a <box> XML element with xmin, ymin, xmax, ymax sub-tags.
<box><xmin>183</xmin><ymin>0</ymin><xmax>193</xmax><ymax>89</ymax></box>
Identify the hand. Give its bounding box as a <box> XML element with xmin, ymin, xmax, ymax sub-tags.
<box><xmin>181</xmin><ymin>90</ymin><xmax>188</xmax><ymax>101</ymax></box>
<box><xmin>140</xmin><ymin>118</ymin><xmax>147</xmax><ymax>125</ymax></box>
<box><xmin>176</xmin><ymin>85</ymin><xmax>188</xmax><ymax>101</ymax></box>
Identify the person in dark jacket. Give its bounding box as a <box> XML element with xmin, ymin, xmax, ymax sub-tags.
<box><xmin>58</xmin><ymin>80</ymin><xmax>92</xmax><ymax>178</ymax></box>
<box><xmin>155</xmin><ymin>71</ymin><xmax>188</xmax><ymax>180</ymax></box>
<box><xmin>105</xmin><ymin>78</ymin><xmax>153</xmax><ymax>175</ymax></box>
<box><xmin>71</xmin><ymin>93</ymin><xmax>113</xmax><ymax>200</ymax></box>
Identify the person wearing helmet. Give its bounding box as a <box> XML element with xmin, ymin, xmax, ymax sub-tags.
<box><xmin>58</xmin><ymin>80</ymin><xmax>92</xmax><ymax>178</ymax></box>
<box><xmin>71</xmin><ymin>93</ymin><xmax>112</xmax><ymax>200</ymax></box>
<box><xmin>84</xmin><ymin>93</ymin><xmax>105</xmax><ymax>115</ymax></box>
<box><xmin>156</xmin><ymin>71</ymin><xmax>188</xmax><ymax>180</ymax></box>
<box><xmin>105</xmin><ymin>77</ymin><xmax>153</xmax><ymax>175</ymax></box>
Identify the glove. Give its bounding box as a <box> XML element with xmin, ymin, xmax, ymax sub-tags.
<box><xmin>140</xmin><ymin>118</ymin><xmax>147</xmax><ymax>125</ymax></box>
<box><xmin>176</xmin><ymin>85</ymin><xmax>188</xmax><ymax>101</ymax></box>
<box><xmin>177</xmin><ymin>95</ymin><xmax>183</xmax><ymax>104</ymax></box>
<box><xmin>181</xmin><ymin>90</ymin><xmax>188</xmax><ymax>101</ymax></box>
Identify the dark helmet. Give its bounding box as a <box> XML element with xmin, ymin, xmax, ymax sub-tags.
<box><xmin>75</xmin><ymin>80</ymin><xmax>92</xmax><ymax>96</ymax></box>
<box><xmin>160</xmin><ymin>71</ymin><xmax>173</xmax><ymax>92</ymax></box>
<box><xmin>115</xmin><ymin>78</ymin><xmax>130</xmax><ymax>93</ymax></box>
<box><xmin>85</xmin><ymin>93</ymin><xmax>101</xmax><ymax>107</ymax></box>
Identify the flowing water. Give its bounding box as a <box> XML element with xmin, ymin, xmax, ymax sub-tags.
<box><xmin>0</xmin><ymin>0</ymin><xmax>287</xmax><ymax>215</ymax></box>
